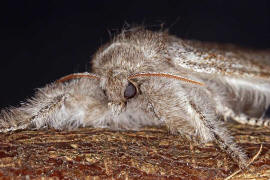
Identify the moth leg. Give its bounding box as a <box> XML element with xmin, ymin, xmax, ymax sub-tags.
<box><xmin>217</xmin><ymin>103</ymin><xmax>270</xmax><ymax>127</ymax></box>
<box><xmin>25</xmin><ymin>91</ymin><xmax>105</xmax><ymax>130</ymax></box>
<box><xmin>142</xmin><ymin>79</ymin><xmax>248</xmax><ymax>167</ymax></box>
<box><xmin>188</xmin><ymin>88</ymin><xmax>249</xmax><ymax>168</ymax></box>
<box><xmin>0</xmin><ymin>93</ymin><xmax>70</xmax><ymax>133</ymax></box>
<box><xmin>29</xmin><ymin>93</ymin><xmax>70</xmax><ymax>130</ymax></box>
<box><xmin>174</xmin><ymin>86</ymin><xmax>248</xmax><ymax>168</ymax></box>
<box><xmin>209</xmin><ymin>78</ymin><xmax>270</xmax><ymax>127</ymax></box>
<box><xmin>0</xmin><ymin>78</ymin><xmax>106</xmax><ymax>133</ymax></box>
<box><xmin>230</xmin><ymin>112</ymin><xmax>270</xmax><ymax>127</ymax></box>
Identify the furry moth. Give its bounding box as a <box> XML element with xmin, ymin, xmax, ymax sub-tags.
<box><xmin>1</xmin><ymin>27</ymin><xmax>270</xmax><ymax>168</ymax></box>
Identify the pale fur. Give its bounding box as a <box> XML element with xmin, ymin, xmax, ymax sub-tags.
<box><xmin>1</xmin><ymin>27</ymin><xmax>270</xmax><ymax>169</ymax></box>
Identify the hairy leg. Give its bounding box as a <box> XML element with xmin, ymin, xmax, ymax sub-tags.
<box><xmin>0</xmin><ymin>79</ymin><xmax>105</xmax><ymax>132</ymax></box>
<box><xmin>185</xmin><ymin>87</ymin><xmax>248</xmax><ymax>168</ymax></box>
<box><xmin>141</xmin><ymin>78</ymin><xmax>248</xmax><ymax>168</ymax></box>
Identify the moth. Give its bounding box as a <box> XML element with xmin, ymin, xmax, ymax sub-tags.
<box><xmin>1</xmin><ymin>27</ymin><xmax>270</xmax><ymax>168</ymax></box>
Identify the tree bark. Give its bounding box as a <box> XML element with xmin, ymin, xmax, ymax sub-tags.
<box><xmin>0</xmin><ymin>123</ymin><xmax>270</xmax><ymax>179</ymax></box>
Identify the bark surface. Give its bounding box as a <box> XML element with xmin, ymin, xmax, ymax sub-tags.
<box><xmin>0</xmin><ymin>123</ymin><xmax>270</xmax><ymax>179</ymax></box>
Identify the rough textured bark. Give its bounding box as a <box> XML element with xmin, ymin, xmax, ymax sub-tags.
<box><xmin>0</xmin><ymin>123</ymin><xmax>269</xmax><ymax>179</ymax></box>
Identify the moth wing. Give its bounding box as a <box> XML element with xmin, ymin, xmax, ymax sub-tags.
<box><xmin>168</xmin><ymin>37</ymin><xmax>270</xmax><ymax>80</ymax></box>
<box><xmin>168</xmin><ymin>38</ymin><xmax>270</xmax><ymax>124</ymax></box>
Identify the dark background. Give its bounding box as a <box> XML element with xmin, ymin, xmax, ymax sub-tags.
<box><xmin>0</xmin><ymin>1</ymin><xmax>269</xmax><ymax>108</ymax></box>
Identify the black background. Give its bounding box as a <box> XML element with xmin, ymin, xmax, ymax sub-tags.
<box><xmin>0</xmin><ymin>1</ymin><xmax>269</xmax><ymax>108</ymax></box>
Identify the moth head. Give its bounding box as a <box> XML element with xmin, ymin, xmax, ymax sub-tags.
<box><xmin>56</xmin><ymin>72</ymin><xmax>203</xmax><ymax>116</ymax></box>
<box><xmin>101</xmin><ymin>71</ymin><xmax>139</xmax><ymax>115</ymax></box>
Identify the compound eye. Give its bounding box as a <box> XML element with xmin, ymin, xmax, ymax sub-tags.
<box><xmin>124</xmin><ymin>82</ymin><xmax>137</xmax><ymax>99</ymax></box>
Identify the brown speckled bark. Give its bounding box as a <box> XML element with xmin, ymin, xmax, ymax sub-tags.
<box><xmin>0</xmin><ymin>123</ymin><xmax>270</xmax><ymax>179</ymax></box>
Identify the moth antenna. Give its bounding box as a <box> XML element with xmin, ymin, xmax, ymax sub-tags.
<box><xmin>128</xmin><ymin>72</ymin><xmax>204</xmax><ymax>86</ymax></box>
<box><xmin>56</xmin><ymin>72</ymin><xmax>100</xmax><ymax>83</ymax></box>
